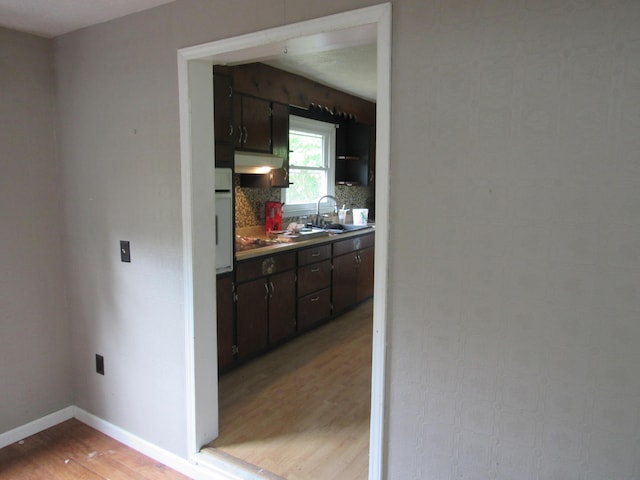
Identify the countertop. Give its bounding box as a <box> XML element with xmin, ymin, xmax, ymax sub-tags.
<box><xmin>235</xmin><ymin>225</ymin><xmax>375</xmax><ymax>261</ymax></box>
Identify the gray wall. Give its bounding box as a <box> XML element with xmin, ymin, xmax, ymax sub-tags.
<box><xmin>0</xmin><ymin>27</ymin><xmax>72</xmax><ymax>433</ymax></box>
<box><xmin>388</xmin><ymin>1</ymin><xmax>640</xmax><ymax>479</ymax></box>
<box><xmin>54</xmin><ymin>6</ymin><xmax>187</xmax><ymax>455</ymax></box>
<box><xmin>2</xmin><ymin>0</ymin><xmax>639</xmax><ymax>478</ymax></box>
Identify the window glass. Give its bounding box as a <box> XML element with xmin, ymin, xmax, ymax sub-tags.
<box><xmin>282</xmin><ymin>116</ymin><xmax>335</xmax><ymax>217</ymax></box>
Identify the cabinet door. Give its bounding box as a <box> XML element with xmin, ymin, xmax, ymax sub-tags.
<box><xmin>238</xmin><ymin>95</ymin><xmax>272</xmax><ymax>152</ymax></box>
<box><xmin>298</xmin><ymin>244</ymin><xmax>331</xmax><ymax>266</ymax></box>
<box><xmin>214</xmin><ymin>142</ymin><xmax>234</xmax><ymax>169</ymax></box>
<box><xmin>268</xmin><ymin>270</ymin><xmax>296</xmax><ymax>344</ymax></box>
<box><xmin>213</xmin><ymin>72</ymin><xmax>235</xmax><ymax>168</ymax></box>
<box><xmin>236</xmin><ymin>278</ymin><xmax>269</xmax><ymax>360</ymax></box>
<box><xmin>297</xmin><ymin>259</ymin><xmax>332</xmax><ymax>297</ymax></box>
<box><xmin>270</xmin><ymin>101</ymin><xmax>290</xmax><ymax>188</ymax></box>
<box><xmin>216</xmin><ymin>275</ymin><xmax>235</xmax><ymax>372</ymax></box>
<box><xmin>349</xmin><ymin>122</ymin><xmax>371</xmax><ymax>186</ymax></box>
<box><xmin>356</xmin><ymin>247</ymin><xmax>375</xmax><ymax>302</ymax></box>
<box><xmin>298</xmin><ymin>287</ymin><xmax>331</xmax><ymax>332</ymax></box>
<box><xmin>332</xmin><ymin>253</ymin><xmax>358</xmax><ymax>314</ymax></box>
<box><xmin>213</xmin><ymin>73</ymin><xmax>234</xmax><ymax>143</ymax></box>
<box><xmin>335</xmin><ymin>121</ymin><xmax>371</xmax><ymax>186</ymax></box>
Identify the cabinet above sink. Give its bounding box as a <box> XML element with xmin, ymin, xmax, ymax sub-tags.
<box><xmin>336</xmin><ymin>119</ymin><xmax>374</xmax><ymax>186</ymax></box>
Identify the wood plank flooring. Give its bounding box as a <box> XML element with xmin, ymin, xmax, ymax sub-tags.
<box><xmin>203</xmin><ymin>299</ymin><xmax>373</xmax><ymax>480</ymax></box>
<box><xmin>0</xmin><ymin>418</ymin><xmax>190</xmax><ymax>480</ymax></box>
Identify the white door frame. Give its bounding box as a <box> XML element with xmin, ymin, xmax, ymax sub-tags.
<box><xmin>177</xmin><ymin>4</ymin><xmax>391</xmax><ymax>478</ymax></box>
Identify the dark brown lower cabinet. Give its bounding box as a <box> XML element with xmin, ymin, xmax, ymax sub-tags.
<box><xmin>356</xmin><ymin>246</ymin><xmax>375</xmax><ymax>302</ymax></box>
<box><xmin>224</xmin><ymin>232</ymin><xmax>374</xmax><ymax>374</ymax></box>
<box><xmin>216</xmin><ymin>274</ymin><xmax>235</xmax><ymax>371</ymax></box>
<box><xmin>332</xmin><ymin>253</ymin><xmax>359</xmax><ymax>314</ymax></box>
<box><xmin>297</xmin><ymin>245</ymin><xmax>332</xmax><ymax>332</ymax></box>
<box><xmin>298</xmin><ymin>287</ymin><xmax>331</xmax><ymax>331</ymax></box>
<box><xmin>332</xmin><ymin>232</ymin><xmax>375</xmax><ymax>315</ymax></box>
<box><xmin>235</xmin><ymin>278</ymin><xmax>269</xmax><ymax>361</ymax></box>
<box><xmin>235</xmin><ymin>252</ymin><xmax>296</xmax><ymax>360</ymax></box>
<box><xmin>267</xmin><ymin>270</ymin><xmax>297</xmax><ymax>344</ymax></box>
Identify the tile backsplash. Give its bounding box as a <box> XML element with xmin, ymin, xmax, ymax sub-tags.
<box><xmin>234</xmin><ymin>174</ymin><xmax>374</xmax><ymax>228</ymax></box>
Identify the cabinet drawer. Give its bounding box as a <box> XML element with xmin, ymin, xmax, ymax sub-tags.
<box><xmin>297</xmin><ymin>288</ymin><xmax>331</xmax><ymax>331</ymax></box>
<box><xmin>297</xmin><ymin>244</ymin><xmax>331</xmax><ymax>266</ymax></box>
<box><xmin>236</xmin><ymin>251</ymin><xmax>296</xmax><ymax>282</ymax></box>
<box><xmin>297</xmin><ymin>259</ymin><xmax>331</xmax><ymax>297</ymax></box>
<box><xmin>333</xmin><ymin>232</ymin><xmax>374</xmax><ymax>257</ymax></box>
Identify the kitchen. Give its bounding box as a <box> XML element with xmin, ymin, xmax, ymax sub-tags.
<box><xmin>209</xmin><ymin>54</ymin><xmax>377</xmax><ymax>479</ymax></box>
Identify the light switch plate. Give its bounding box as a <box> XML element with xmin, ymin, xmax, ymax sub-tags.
<box><xmin>120</xmin><ymin>241</ymin><xmax>130</xmax><ymax>262</ymax></box>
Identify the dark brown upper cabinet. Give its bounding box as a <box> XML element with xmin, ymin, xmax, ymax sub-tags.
<box><xmin>235</xmin><ymin>94</ymin><xmax>272</xmax><ymax>153</ymax></box>
<box><xmin>336</xmin><ymin>120</ymin><xmax>373</xmax><ymax>186</ymax></box>
<box><xmin>213</xmin><ymin>66</ymin><xmax>235</xmax><ymax>168</ymax></box>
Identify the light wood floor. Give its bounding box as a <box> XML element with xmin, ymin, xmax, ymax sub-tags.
<box><xmin>204</xmin><ymin>299</ymin><xmax>373</xmax><ymax>480</ymax></box>
<box><xmin>0</xmin><ymin>418</ymin><xmax>190</xmax><ymax>480</ymax></box>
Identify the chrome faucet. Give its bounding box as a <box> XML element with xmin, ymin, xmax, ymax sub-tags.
<box><xmin>316</xmin><ymin>195</ymin><xmax>339</xmax><ymax>226</ymax></box>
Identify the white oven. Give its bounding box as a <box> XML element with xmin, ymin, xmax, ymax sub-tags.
<box><xmin>215</xmin><ymin>168</ymin><xmax>233</xmax><ymax>273</ymax></box>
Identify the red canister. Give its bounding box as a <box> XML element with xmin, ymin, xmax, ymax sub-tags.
<box><xmin>265</xmin><ymin>201</ymin><xmax>284</xmax><ymax>234</ymax></box>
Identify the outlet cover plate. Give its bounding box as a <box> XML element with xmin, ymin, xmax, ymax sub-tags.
<box><xmin>96</xmin><ymin>354</ymin><xmax>104</xmax><ymax>375</ymax></box>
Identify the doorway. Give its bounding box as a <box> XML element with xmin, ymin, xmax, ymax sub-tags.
<box><xmin>177</xmin><ymin>4</ymin><xmax>391</xmax><ymax>479</ymax></box>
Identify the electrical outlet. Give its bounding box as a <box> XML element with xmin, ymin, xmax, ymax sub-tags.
<box><xmin>120</xmin><ymin>241</ymin><xmax>130</xmax><ymax>262</ymax></box>
<box><xmin>96</xmin><ymin>354</ymin><xmax>105</xmax><ymax>375</ymax></box>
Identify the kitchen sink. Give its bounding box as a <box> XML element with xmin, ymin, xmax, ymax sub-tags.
<box><xmin>311</xmin><ymin>223</ymin><xmax>373</xmax><ymax>234</ymax></box>
<box><xmin>270</xmin><ymin>227</ymin><xmax>330</xmax><ymax>242</ymax></box>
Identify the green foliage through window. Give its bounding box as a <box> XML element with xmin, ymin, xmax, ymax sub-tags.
<box><xmin>283</xmin><ymin>116</ymin><xmax>335</xmax><ymax>215</ymax></box>
<box><xmin>287</xmin><ymin>130</ymin><xmax>327</xmax><ymax>205</ymax></box>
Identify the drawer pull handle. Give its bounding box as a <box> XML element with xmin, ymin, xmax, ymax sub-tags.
<box><xmin>310</xmin><ymin>267</ymin><xmax>320</xmax><ymax>273</ymax></box>
<box><xmin>310</xmin><ymin>296</ymin><xmax>320</xmax><ymax>302</ymax></box>
<box><xmin>311</xmin><ymin>252</ymin><xmax>321</xmax><ymax>257</ymax></box>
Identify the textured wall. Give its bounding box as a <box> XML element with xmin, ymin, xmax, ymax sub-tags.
<box><xmin>387</xmin><ymin>1</ymin><xmax>640</xmax><ymax>479</ymax></box>
<box><xmin>6</xmin><ymin>0</ymin><xmax>639</xmax><ymax>475</ymax></box>
<box><xmin>54</xmin><ymin>6</ymin><xmax>189</xmax><ymax>455</ymax></box>
<box><xmin>0</xmin><ymin>27</ymin><xmax>72</xmax><ymax>433</ymax></box>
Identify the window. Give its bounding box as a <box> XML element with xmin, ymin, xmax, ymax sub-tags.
<box><xmin>282</xmin><ymin>116</ymin><xmax>336</xmax><ymax>218</ymax></box>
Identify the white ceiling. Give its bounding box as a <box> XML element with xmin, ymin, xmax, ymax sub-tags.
<box><xmin>264</xmin><ymin>43</ymin><xmax>376</xmax><ymax>102</ymax></box>
<box><xmin>0</xmin><ymin>0</ymin><xmax>376</xmax><ymax>101</ymax></box>
<box><xmin>0</xmin><ymin>0</ymin><xmax>175</xmax><ymax>38</ymax></box>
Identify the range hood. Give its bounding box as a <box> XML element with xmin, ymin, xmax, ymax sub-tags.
<box><xmin>234</xmin><ymin>151</ymin><xmax>283</xmax><ymax>174</ymax></box>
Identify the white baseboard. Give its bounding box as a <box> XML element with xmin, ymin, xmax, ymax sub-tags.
<box><xmin>72</xmin><ymin>407</ymin><xmax>233</xmax><ymax>480</ymax></box>
<box><xmin>0</xmin><ymin>406</ymin><xmax>74</xmax><ymax>449</ymax></box>
<box><xmin>0</xmin><ymin>406</ymin><xmax>249</xmax><ymax>480</ymax></box>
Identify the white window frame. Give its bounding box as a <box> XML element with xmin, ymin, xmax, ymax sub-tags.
<box><xmin>282</xmin><ymin>115</ymin><xmax>336</xmax><ymax>218</ymax></box>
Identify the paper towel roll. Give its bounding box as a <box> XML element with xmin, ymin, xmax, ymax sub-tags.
<box><xmin>352</xmin><ymin>208</ymin><xmax>368</xmax><ymax>225</ymax></box>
